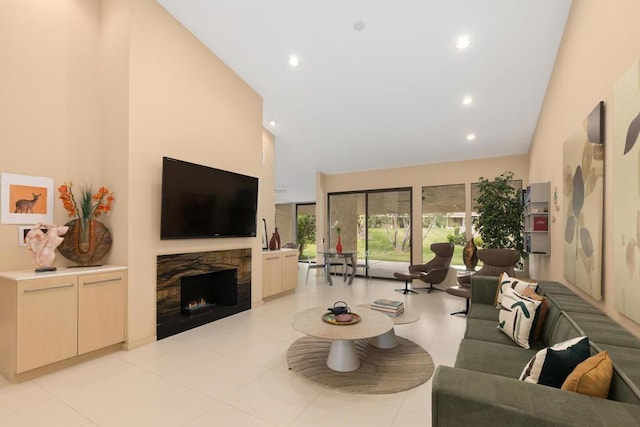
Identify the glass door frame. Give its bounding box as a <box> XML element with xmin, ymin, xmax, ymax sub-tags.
<box><xmin>327</xmin><ymin>187</ymin><xmax>413</xmax><ymax>276</ymax></box>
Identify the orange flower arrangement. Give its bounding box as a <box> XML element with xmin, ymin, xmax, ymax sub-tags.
<box><xmin>58</xmin><ymin>182</ymin><xmax>114</xmax><ymax>219</ymax></box>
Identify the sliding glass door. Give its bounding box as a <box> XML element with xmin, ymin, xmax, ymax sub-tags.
<box><xmin>328</xmin><ymin>188</ymin><xmax>411</xmax><ymax>278</ymax></box>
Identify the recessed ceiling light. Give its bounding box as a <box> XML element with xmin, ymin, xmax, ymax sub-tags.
<box><xmin>456</xmin><ymin>35</ymin><xmax>471</xmax><ymax>49</ymax></box>
<box><xmin>462</xmin><ymin>96</ymin><xmax>474</xmax><ymax>105</ymax></box>
<box><xmin>466</xmin><ymin>133</ymin><xmax>476</xmax><ymax>141</ymax></box>
<box><xmin>288</xmin><ymin>55</ymin><xmax>300</xmax><ymax>67</ymax></box>
<box><xmin>268</xmin><ymin>119</ymin><xmax>277</xmax><ymax>127</ymax></box>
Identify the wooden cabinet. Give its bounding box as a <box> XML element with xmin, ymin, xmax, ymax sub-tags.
<box><xmin>524</xmin><ymin>182</ymin><xmax>550</xmax><ymax>255</ymax></box>
<box><xmin>281</xmin><ymin>251</ymin><xmax>299</xmax><ymax>292</ymax></box>
<box><xmin>0</xmin><ymin>266</ymin><xmax>126</xmax><ymax>381</ymax></box>
<box><xmin>78</xmin><ymin>271</ymin><xmax>126</xmax><ymax>355</ymax></box>
<box><xmin>17</xmin><ymin>276</ymin><xmax>78</xmax><ymax>373</ymax></box>
<box><xmin>262</xmin><ymin>249</ymin><xmax>299</xmax><ymax>298</ymax></box>
<box><xmin>262</xmin><ymin>253</ymin><xmax>283</xmax><ymax>298</ymax></box>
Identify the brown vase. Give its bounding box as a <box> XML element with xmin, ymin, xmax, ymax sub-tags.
<box><xmin>463</xmin><ymin>238</ymin><xmax>478</xmax><ymax>271</ymax></box>
<box><xmin>57</xmin><ymin>218</ymin><xmax>113</xmax><ymax>266</ymax></box>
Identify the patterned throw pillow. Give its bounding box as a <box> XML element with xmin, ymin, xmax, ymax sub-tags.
<box><xmin>520</xmin><ymin>336</ymin><xmax>590</xmax><ymax>388</ymax></box>
<box><xmin>561</xmin><ymin>351</ymin><xmax>613</xmax><ymax>398</ymax></box>
<box><xmin>521</xmin><ymin>287</ymin><xmax>549</xmax><ymax>341</ymax></box>
<box><xmin>497</xmin><ymin>287</ymin><xmax>542</xmax><ymax>349</ymax></box>
<box><xmin>495</xmin><ymin>272</ymin><xmax>538</xmax><ymax>308</ymax></box>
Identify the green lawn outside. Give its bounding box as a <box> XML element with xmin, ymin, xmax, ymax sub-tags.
<box><xmin>301</xmin><ymin>226</ymin><xmax>466</xmax><ymax>266</ymax></box>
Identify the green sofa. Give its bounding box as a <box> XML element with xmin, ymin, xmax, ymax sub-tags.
<box><xmin>432</xmin><ymin>276</ymin><xmax>640</xmax><ymax>426</ymax></box>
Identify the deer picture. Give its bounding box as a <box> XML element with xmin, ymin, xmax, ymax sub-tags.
<box><xmin>15</xmin><ymin>193</ymin><xmax>42</xmax><ymax>214</ymax></box>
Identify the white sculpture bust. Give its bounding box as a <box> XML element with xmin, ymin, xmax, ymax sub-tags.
<box><xmin>25</xmin><ymin>223</ymin><xmax>69</xmax><ymax>270</ymax></box>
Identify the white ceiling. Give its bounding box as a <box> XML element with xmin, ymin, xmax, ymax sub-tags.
<box><xmin>156</xmin><ymin>0</ymin><xmax>572</xmax><ymax>204</ymax></box>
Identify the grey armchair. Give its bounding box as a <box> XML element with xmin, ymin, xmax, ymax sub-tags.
<box><xmin>446</xmin><ymin>248</ymin><xmax>520</xmax><ymax>315</ymax></box>
<box><xmin>393</xmin><ymin>242</ymin><xmax>454</xmax><ymax>294</ymax></box>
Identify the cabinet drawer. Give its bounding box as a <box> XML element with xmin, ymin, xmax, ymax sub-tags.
<box><xmin>17</xmin><ymin>277</ymin><xmax>78</xmax><ymax>373</ymax></box>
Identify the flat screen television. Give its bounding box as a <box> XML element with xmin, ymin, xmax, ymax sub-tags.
<box><xmin>160</xmin><ymin>157</ymin><xmax>258</xmax><ymax>239</ymax></box>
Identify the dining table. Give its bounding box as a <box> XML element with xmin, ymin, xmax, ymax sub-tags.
<box><xmin>318</xmin><ymin>250</ymin><xmax>357</xmax><ymax>285</ymax></box>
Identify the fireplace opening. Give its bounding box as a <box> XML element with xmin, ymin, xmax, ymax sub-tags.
<box><xmin>180</xmin><ymin>269</ymin><xmax>238</xmax><ymax>316</ymax></box>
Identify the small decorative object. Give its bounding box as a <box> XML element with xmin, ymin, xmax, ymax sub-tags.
<box><xmin>25</xmin><ymin>223</ymin><xmax>69</xmax><ymax>272</ymax></box>
<box><xmin>463</xmin><ymin>237</ymin><xmax>478</xmax><ymax>271</ymax></box>
<box><xmin>269</xmin><ymin>230</ymin><xmax>278</xmax><ymax>250</ymax></box>
<box><xmin>322</xmin><ymin>311</ymin><xmax>361</xmax><ymax>325</ymax></box>
<box><xmin>57</xmin><ymin>182</ymin><xmax>114</xmax><ymax>266</ymax></box>
<box><xmin>332</xmin><ymin>221</ymin><xmax>343</xmax><ymax>253</ymax></box>
<box><xmin>327</xmin><ymin>300</ymin><xmax>350</xmax><ymax>315</ymax></box>
<box><xmin>274</xmin><ymin>226</ymin><xmax>281</xmax><ymax>249</ymax></box>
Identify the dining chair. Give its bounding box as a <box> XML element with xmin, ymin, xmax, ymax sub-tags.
<box><xmin>347</xmin><ymin>250</ymin><xmax>371</xmax><ymax>280</ymax></box>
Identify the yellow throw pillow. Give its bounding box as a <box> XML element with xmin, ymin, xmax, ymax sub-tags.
<box><xmin>561</xmin><ymin>351</ymin><xmax>613</xmax><ymax>398</ymax></box>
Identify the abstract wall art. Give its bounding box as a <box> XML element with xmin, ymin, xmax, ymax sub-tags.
<box><xmin>563</xmin><ymin>102</ymin><xmax>604</xmax><ymax>300</ymax></box>
<box><xmin>614</xmin><ymin>60</ymin><xmax>640</xmax><ymax>322</ymax></box>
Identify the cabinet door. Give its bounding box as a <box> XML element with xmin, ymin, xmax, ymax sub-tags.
<box><xmin>17</xmin><ymin>277</ymin><xmax>78</xmax><ymax>373</ymax></box>
<box><xmin>281</xmin><ymin>252</ymin><xmax>299</xmax><ymax>292</ymax></box>
<box><xmin>263</xmin><ymin>254</ymin><xmax>282</xmax><ymax>297</ymax></box>
<box><xmin>78</xmin><ymin>271</ymin><xmax>126</xmax><ymax>354</ymax></box>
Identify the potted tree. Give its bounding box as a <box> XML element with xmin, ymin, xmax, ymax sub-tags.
<box><xmin>473</xmin><ymin>171</ymin><xmax>525</xmax><ymax>263</ymax></box>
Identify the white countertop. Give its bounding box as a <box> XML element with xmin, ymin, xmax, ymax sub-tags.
<box><xmin>0</xmin><ymin>265</ymin><xmax>127</xmax><ymax>281</ymax></box>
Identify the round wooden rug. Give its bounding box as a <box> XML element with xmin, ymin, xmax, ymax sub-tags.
<box><xmin>286</xmin><ymin>336</ymin><xmax>434</xmax><ymax>394</ymax></box>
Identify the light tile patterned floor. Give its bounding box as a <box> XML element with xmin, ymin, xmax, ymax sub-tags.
<box><xmin>0</xmin><ymin>267</ymin><xmax>466</xmax><ymax>426</ymax></box>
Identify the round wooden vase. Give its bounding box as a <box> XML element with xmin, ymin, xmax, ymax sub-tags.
<box><xmin>57</xmin><ymin>218</ymin><xmax>113</xmax><ymax>266</ymax></box>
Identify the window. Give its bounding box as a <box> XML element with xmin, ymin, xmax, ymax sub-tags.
<box><xmin>421</xmin><ymin>184</ymin><xmax>466</xmax><ymax>266</ymax></box>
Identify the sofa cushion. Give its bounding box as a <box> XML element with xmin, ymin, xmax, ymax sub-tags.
<box><xmin>545</xmin><ymin>294</ymin><xmax>605</xmax><ymax>316</ymax></box>
<box><xmin>495</xmin><ymin>272</ymin><xmax>538</xmax><ymax>307</ymax></box>
<box><xmin>537</xmin><ymin>281</ymin><xmax>577</xmax><ymax>296</ymax></box>
<box><xmin>522</xmin><ymin>287</ymin><xmax>548</xmax><ymax>341</ymax></box>
<box><xmin>466</xmin><ymin>318</ymin><xmax>530</xmax><ymax>347</ymax></box>
<box><xmin>455</xmin><ymin>338</ymin><xmax>537</xmax><ymax>378</ymax></box>
<box><xmin>567</xmin><ymin>312</ymin><xmax>640</xmax><ymax>349</ymax></box>
<box><xmin>520</xmin><ymin>336</ymin><xmax>590</xmax><ymax>388</ymax></box>
<box><xmin>498</xmin><ymin>287</ymin><xmax>541</xmax><ymax>349</ymax></box>
<box><xmin>591</xmin><ymin>343</ymin><xmax>640</xmax><ymax>404</ymax></box>
<box><xmin>561</xmin><ymin>351</ymin><xmax>613</xmax><ymax>398</ymax></box>
<box><xmin>467</xmin><ymin>303</ymin><xmax>499</xmax><ymax>321</ymax></box>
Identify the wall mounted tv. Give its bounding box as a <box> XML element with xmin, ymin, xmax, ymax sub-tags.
<box><xmin>161</xmin><ymin>157</ymin><xmax>258</xmax><ymax>239</ymax></box>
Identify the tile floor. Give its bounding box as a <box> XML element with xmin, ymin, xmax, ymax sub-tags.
<box><xmin>0</xmin><ymin>267</ymin><xmax>466</xmax><ymax>426</ymax></box>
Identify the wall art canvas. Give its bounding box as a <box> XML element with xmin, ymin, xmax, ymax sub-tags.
<box><xmin>563</xmin><ymin>102</ymin><xmax>604</xmax><ymax>300</ymax></box>
<box><xmin>0</xmin><ymin>173</ymin><xmax>54</xmax><ymax>224</ymax></box>
<box><xmin>614</xmin><ymin>60</ymin><xmax>640</xmax><ymax>322</ymax></box>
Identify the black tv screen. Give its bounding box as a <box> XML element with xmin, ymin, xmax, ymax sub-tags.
<box><xmin>161</xmin><ymin>157</ymin><xmax>258</xmax><ymax>239</ymax></box>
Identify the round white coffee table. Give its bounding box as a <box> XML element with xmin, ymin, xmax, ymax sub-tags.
<box><xmin>291</xmin><ymin>306</ymin><xmax>393</xmax><ymax>372</ymax></box>
<box><xmin>356</xmin><ymin>304</ymin><xmax>420</xmax><ymax>349</ymax></box>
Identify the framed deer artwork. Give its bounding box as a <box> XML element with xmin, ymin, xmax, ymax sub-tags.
<box><xmin>0</xmin><ymin>173</ymin><xmax>54</xmax><ymax>224</ymax></box>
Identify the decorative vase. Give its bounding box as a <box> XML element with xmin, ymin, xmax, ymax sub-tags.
<box><xmin>336</xmin><ymin>235</ymin><xmax>343</xmax><ymax>254</ymax></box>
<box><xmin>274</xmin><ymin>227</ymin><xmax>281</xmax><ymax>250</ymax></box>
<box><xmin>57</xmin><ymin>218</ymin><xmax>113</xmax><ymax>266</ymax></box>
<box><xmin>463</xmin><ymin>237</ymin><xmax>478</xmax><ymax>271</ymax></box>
<box><xmin>269</xmin><ymin>232</ymin><xmax>278</xmax><ymax>250</ymax></box>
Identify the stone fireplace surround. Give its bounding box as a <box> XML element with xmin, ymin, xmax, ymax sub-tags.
<box><xmin>156</xmin><ymin>249</ymin><xmax>251</xmax><ymax>340</ymax></box>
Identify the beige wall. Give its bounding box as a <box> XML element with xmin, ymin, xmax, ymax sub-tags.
<box><xmin>1</xmin><ymin>0</ymin><xmax>267</xmax><ymax>348</ymax></box>
<box><xmin>529</xmin><ymin>0</ymin><xmax>640</xmax><ymax>337</ymax></box>
<box><xmin>0</xmin><ymin>0</ymin><xmax>103</xmax><ymax>269</ymax></box>
<box><xmin>317</xmin><ymin>155</ymin><xmax>529</xmax><ymax>266</ymax></box>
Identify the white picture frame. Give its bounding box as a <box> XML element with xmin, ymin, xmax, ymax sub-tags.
<box><xmin>1</xmin><ymin>173</ymin><xmax>54</xmax><ymax>224</ymax></box>
<box><xmin>18</xmin><ymin>225</ymin><xmax>36</xmax><ymax>246</ymax></box>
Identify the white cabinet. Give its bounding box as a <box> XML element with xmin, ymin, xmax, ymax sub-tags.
<box><xmin>524</xmin><ymin>182</ymin><xmax>550</xmax><ymax>255</ymax></box>
<box><xmin>0</xmin><ymin>266</ymin><xmax>127</xmax><ymax>382</ymax></box>
<box><xmin>262</xmin><ymin>249</ymin><xmax>299</xmax><ymax>298</ymax></box>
